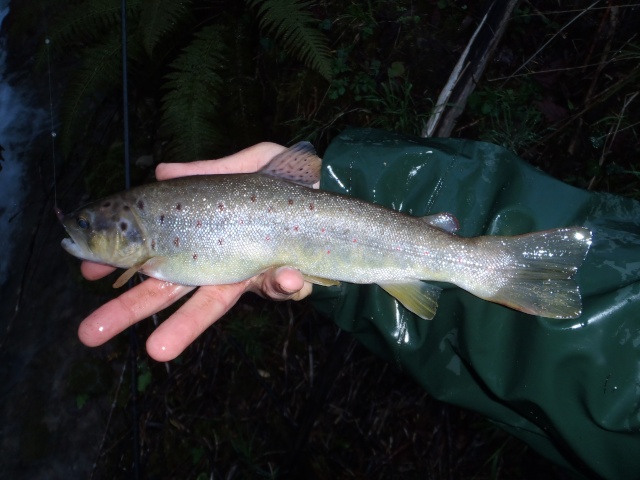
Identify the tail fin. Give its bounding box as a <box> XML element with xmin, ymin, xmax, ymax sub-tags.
<box><xmin>473</xmin><ymin>227</ymin><xmax>592</xmax><ymax>319</ymax></box>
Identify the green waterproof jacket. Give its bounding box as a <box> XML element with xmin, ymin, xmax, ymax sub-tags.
<box><xmin>311</xmin><ymin>129</ymin><xmax>640</xmax><ymax>479</ymax></box>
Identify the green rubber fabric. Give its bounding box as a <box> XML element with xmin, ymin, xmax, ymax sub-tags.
<box><xmin>310</xmin><ymin>129</ymin><xmax>640</xmax><ymax>479</ymax></box>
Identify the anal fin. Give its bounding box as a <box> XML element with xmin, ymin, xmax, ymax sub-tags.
<box><xmin>422</xmin><ymin>213</ymin><xmax>459</xmax><ymax>233</ymax></box>
<box><xmin>302</xmin><ymin>274</ymin><xmax>341</xmax><ymax>287</ymax></box>
<box><xmin>378</xmin><ymin>281</ymin><xmax>442</xmax><ymax>320</ymax></box>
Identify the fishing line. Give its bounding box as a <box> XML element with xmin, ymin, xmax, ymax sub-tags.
<box><xmin>121</xmin><ymin>0</ymin><xmax>131</xmax><ymax>191</ymax></box>
<box><xmin>42</xmin><ymin>6</ymin><xmax>57</xmax><ymax>208</ymax></box>
<box><xmin>120</xmin><ymin>0</ymin><xmax>141</xmax><ymax>478</ymax></box>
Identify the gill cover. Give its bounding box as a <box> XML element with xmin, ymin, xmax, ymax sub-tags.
<box><xmin>59</xmin><ymin>196</ymin><xmax>149</xmax><ymax>269</ymax></box>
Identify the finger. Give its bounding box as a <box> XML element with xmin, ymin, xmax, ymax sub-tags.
<box><xmin>251</xmin><ymin>267</ymin><xmax>312</xmax><ymax>301</ymax></box>
<box><xmin>78</xmin><ymin>278</ymin><xmax>194</xmax><ymax>347</ymax></box>
<box><xmin>81</xmin><ymin>261</ymin><xmax>116</xmax><ymax>280</ymax></box>
<box><xmin>145</xmin><ymin>282</ymin><xmax>249</xmax><ymax>361</ymax></box>
<box><xmin>156</xmin><ymin>142</ymin><xmax>287</xmax><ymax>180</ymax></box>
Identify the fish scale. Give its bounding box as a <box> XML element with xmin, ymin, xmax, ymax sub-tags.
<box><xmin>59</xmin><ymin>142</ymin><xmax>592</xmax><ymax>320</ymax></box>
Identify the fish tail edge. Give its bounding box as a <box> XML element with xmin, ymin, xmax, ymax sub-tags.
<box><xmin>472</xmin><ymin>227</ymin><xmax>592</xmax><ymax>319</ymax></box>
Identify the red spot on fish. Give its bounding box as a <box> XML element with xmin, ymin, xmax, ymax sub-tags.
<box><xmin>265</xmin><ymin>235</ymin><xmax>271</xmax><ymax>241</ymax></box>
<box><xmin>321</xmin><ymin>228</ymin><xmax>325</xmax><ymax>233</ymax></box>
<box><xmin>218</xmin><ymin>203</ymin><xmax>224</xmax><ymax>211</ymax></box>
<box><xmin>288</xmin><ymin>199</ymin><xmax>294</xmax><ymax>205</ymax></box>
<box><xmin>192</xmin><ymin>253</ymin><xmax>198</xmax><ymax>260</ymax></box>
<box><xmin>250</xmin><ymin>195</ymin><xmax>256</xmax><ymax>202</ymax></box>
<box><xmin>176</xmin><ymin>203</ymin><xmax>182</xmax><ymax>211</ymax></box>
<box><xmin>173</xmin><ymin>237</ymin><xmax>180</xmax><ymax>247</ymax></box>
<box><xmin>309</xmin><ymin>203</ymin><xmax>314</xmax><ymax>211</ymax></box>
<box><xmin>293</xmin><ymin>226</ymin><xmax>299</xmax><ymax>232</ymax></box>
<box><xmin>196</xmin><ymin>220</ymin><xmax>202</xmax><ymax>228</ymax></box>
<box><xmin>353</xmin><ymin>239</ymin><xmax>357</xmax><ymax>243</ymax></box>
<box><xmin>327</xmin><ymin>250</ymin><xmax>331</xmax><ymax>254</ymax></box>
<box><xmin>160</xmin><ymin>214</ymin><xmax>165</xmax><ymax>225</ymax></box>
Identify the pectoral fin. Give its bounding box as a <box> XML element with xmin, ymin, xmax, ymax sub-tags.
<box><xmin>378</xmin><ymin>281</ymin><xmax>442</xmax><ymax>320</ymax></box>
<box><xmin>113</xmin><ymin>259</ymin><xmax>154</xmax><ymax>288</ymax></box>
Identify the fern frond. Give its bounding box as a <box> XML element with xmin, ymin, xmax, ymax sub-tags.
<box><xmin>48</xmin><ymin>0</ymin><xmax>141</xmax><ymax>53</ymax></box>
<box><xmin>60</xmin><ymin>31</ymin><xmax>124</xmax><ymax>157</ymax></box>
<box><xmin>247</xmin><ymin>0</ymin><xmax>332</xmax><ymax>80</ymax></box>
<box><xmin>139</xmin><ymin>0</ymin><xmax>192</xmax><ymax>56</ymax></box>
<box><xmin>160</xmin><ymin>25</ymin><xmax>228</xmax><ymax>162</ymax></box>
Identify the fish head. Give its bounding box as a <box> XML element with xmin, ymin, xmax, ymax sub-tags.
<box><xmin>58</xmin><ymin>197</ymin><xmax>149</xmax><ymax>268</ymax></box>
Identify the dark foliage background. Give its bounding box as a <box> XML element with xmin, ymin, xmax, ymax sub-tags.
<box><xmin>3</xmin><ymin>0</ymin><xmax>638</xmax><ymax>478</ymax></box>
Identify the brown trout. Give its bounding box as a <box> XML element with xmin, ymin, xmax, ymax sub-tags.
<box><xmin>59</xmin><ymin>142</ymin><xmax>592</xmax><ymax>319</ymax></box>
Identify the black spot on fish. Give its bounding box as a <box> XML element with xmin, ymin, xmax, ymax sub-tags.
<box><xmin>102</xmin><ymin>201</ymin><xmax>111</xmax><ymax>208</ymax></box>
<box><xmin>196</xmin><ymin>220</ymin><xmax>202</xmax><ymax>228</ymax></box>
<box><xmin>123</xmin><ymin>205</ymin><xmax>130</xmax><ymax>211</ymax></box>
<box><xmin>288</xmin><ymin>199</ymin><xmax>294</xmax><ymax>205</ymax></box>
<box><xmin>250</xmin><ymin>195</ymin><xmax>256</xmax><ymax>202</ymax></box>
<box><xmin>192</xmin><ymin>253</ymin><xmax>198</xmax><ymax>260</ymax></box>
<box><xmin>160</xmin><ymin>214</ymin><xmax>165</xmax><ymax>225</ymax></box>
<box><xmin>309</xmin><ymin>203</ymin><xmax>314</xmax><ymax>211</ymax></box>
<box><xmin>218</xmin><ymin>203</ymin><xmax>224</xmax><ymax>212</ymax></box>
<box><xmin>173</xmin><ymin>237</ymin><xmax>180</xmax><ymax>247</ymax></box>
<box><xmin>267</xmin><ymin>206</ymin><xmax>273</xmax><ymax>213</ymax></box>
<box><xmin>120</xmin><ymin>222</ymin><xmax>128</xmax><ymax>231</ymax></box>
<box><xmin>218</xmin><ymin>239</ymin><xmax>223</xmax><ymax>245</ymax></box>
<box><xmin>151</xmin><ymin>239</ymin><xmax>156</xmax><ymax>250</ymax></box>
<box><xmin>137</xmin><ymin>199</ymin><xmax>145</xmax><ymax>210</ymax></box>
<box><xmin>176</xmin><ymin>203</ymin><xmax>182</xmax><ymax>211</ymax></box>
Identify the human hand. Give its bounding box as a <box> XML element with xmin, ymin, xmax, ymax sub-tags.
<box><xmin>78</xmin><ymin>142</ymin><xmax>314</xmax><ymax>361</ymax></box>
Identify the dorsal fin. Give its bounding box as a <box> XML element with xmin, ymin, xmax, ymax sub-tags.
<box><xmin>259</xmin><ymin>141</ymin><xmax>321</xmax><ymax>186</ymax></box>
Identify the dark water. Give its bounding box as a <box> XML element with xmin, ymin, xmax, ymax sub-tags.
<box><xmin>0</xmin><ymin>3</ymin><xmax>121</xmax><ymax>478</ymax></box>
<box><xmin>0</xmin><ymin>1</ymin><xmax>46</xmax><ymax>286</ymax></box>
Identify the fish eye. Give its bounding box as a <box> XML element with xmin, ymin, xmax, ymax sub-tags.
<box><xmin>77</xmin><ymin>217</ymin><xmax>90</xmax><ymax>229</ymax></box>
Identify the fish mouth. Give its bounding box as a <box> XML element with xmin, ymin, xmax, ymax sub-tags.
<box><xmin>61</xmin><ymin>234</ymin><xmax>102</xmax><ymax>263</ymax></box>
<box><xmin>61</xmin><ymin>235</ymin><xmax>88</xmax><ymax>259</ymax></box>
<box><xmin>58</xmin><ymin>209</ymin><xmax>96</xmax><ymax>262</ymax></box>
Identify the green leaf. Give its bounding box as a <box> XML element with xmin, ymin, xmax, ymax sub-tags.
<box><xmin>60</xmin><ymin>31</ymin><xmax>124</xmax><ymax>157</ymax></box>
<box><xmin>46</xmin><ymin>0</ymin><xmax>141</xmax><ymax>56</ymax></box>
<box><xmin>139</xmin><ymin>0</ymin><xmax>192</xmax><ymax>56</ymax></box>
<box><xmin>137</xmin><ymin>369</ymin><xmax>152</xmax><ymax>393</ymax></box>
<box><xmin>387</xmin><ymin>61</ymin><xmax>405</xmax><ymax>79</ymax></box>
<box><xmin>247</xmin><ymin>0</ymin><xmax>333</xmax><ymax>80</ymax></box>
<box><xmin>76</xmin><ymin>394</ymin><xmax>90</xmax><ymax>409</ymax></box>
<box><xmin>160</xmin><ymin>25</ymin><xmax>228</xmax><ymax>162</ymax></box>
